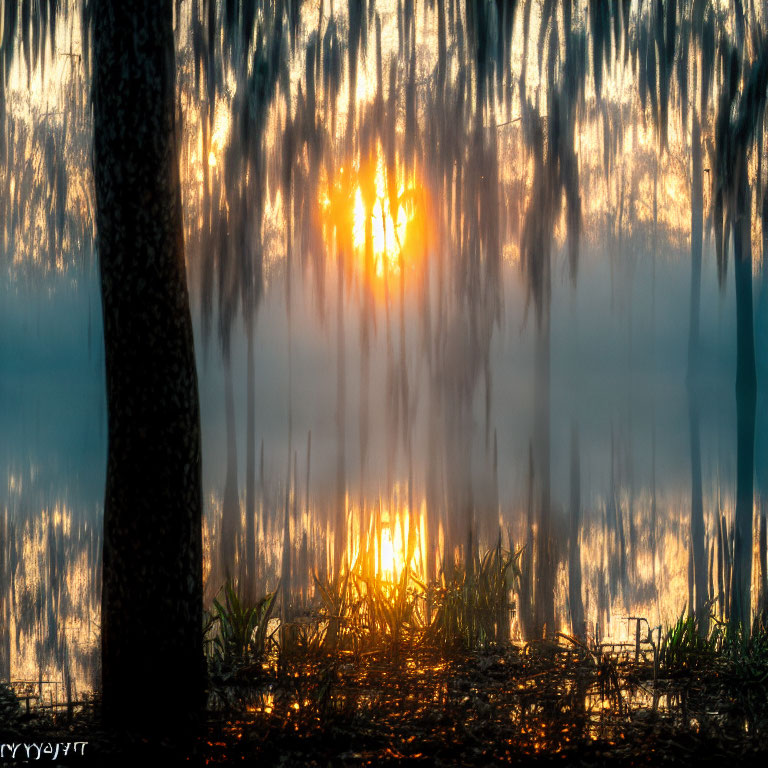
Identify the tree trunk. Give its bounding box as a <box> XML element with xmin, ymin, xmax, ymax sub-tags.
<box><xmin>534</xmin><ymin>312</ymin><xmax>554</xmax><ymax>638</ymax></box>
<box><xmin>93</xmin><ymin>0</ymin><xmax>203</xmax><ymax>736</ymax></box>
<box><xmin>689</xmin><ymin>111</ymin><xmax>707</xmax><ymax>631</ymax></box>
<box><xmin>569</xmin><ymin>423</ymin><xmax>585</xmax><ymax>638</ymax></box>
<box><xmin>731</xmin><ymin>157</ymin><xmax>757</xmax><ymax>635</ymax></box>
<box><xmin>220</xmin><ymin>357</ymin><xmax>240</xmax><ymax>583</ymax></box>
<box><xmin>335</xmin><ymin>248</ymin><xmax>347</xmax><ymax>577</ymax></box>
<box><xmin>244</xmin><ymin>318</ymin><xmax>257</xmax><ymax>600</ymax></box>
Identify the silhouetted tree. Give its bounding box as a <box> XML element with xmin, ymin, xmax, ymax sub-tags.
<box><xmin>92</xmin><ymin>0</ymin><xmax>204</xmax><ymax>737</ymax></box>
<box><xmin>684</xmin><ymin>1</ymin><xmax>709</xmax><ymax>633</ymax></box>
<box><xmin>712</xmin><ymin>28</ymin><xmax>768</xmax><ymax>635</ymax></box>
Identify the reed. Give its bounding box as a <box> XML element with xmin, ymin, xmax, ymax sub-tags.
<box><xmin>204</xmin><ymin>581</ymin><xmax>277</xmax><ymax>665</ymax></box>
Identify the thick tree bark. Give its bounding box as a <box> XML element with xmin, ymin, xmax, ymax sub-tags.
<box><xmin>93</xmin><ymin>0</ymin><xmax>204</xmax><ymax>736</ymax></box>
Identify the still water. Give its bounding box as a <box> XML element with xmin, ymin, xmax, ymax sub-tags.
<box><xmin>2</xmin><ymin>241</ymin><xmax>764</xmax><ymax>696</ymax></box>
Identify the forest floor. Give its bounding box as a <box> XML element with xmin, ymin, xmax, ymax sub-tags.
<box><xmin>4</xmin><ymin>637</ymin><xmax>768</xmax><ymax>766</ymax></box>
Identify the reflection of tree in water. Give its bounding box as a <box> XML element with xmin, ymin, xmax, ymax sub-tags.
<box><xmin>0</xmin><ymin>469</ymin><xmax>100</xmax><ymax>698</ymax></box>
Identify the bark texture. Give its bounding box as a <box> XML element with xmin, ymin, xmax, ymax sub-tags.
<box><xmin>93</xmin><ymin>0</ymin><xmax>204</xmax><ymax>735</ymax></box>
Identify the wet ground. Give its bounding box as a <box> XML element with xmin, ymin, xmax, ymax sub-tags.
<box><xmin>3</xmin><ymin>638</ymin><xmax>768</xmax><ymax>766</ymax></box>
<box><xmin>202</xmin><ymin>643</ymin><xmax>768</xmax><ymax>765</ymax></box>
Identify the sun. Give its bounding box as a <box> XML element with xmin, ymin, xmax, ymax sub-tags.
<box><xmin>351</xmin><ymin>150</ymin><xmax>412</xmax><ymax>278</ymax></box>
<box><xmin>322</xmin><ymin>143</ymin><xmax>429</xmax><ymax>285</ymax></box>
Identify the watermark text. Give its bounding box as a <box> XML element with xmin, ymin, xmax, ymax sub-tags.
<box><xmin>0</xmin><ymin>742</ymin><xmax>87</xmax><ymax>760</ymax></box>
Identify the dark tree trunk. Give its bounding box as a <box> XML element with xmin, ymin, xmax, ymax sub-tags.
<box><xmin>244</xmin><ymin>319</ymin><xmax>257</xmax><ymax>600</ymax></box>
<box><xmin>568</xmin><ymin>423</ymin><xmax>585</xmax><ymax>638</ymax></box>
<box><xmin>731</xmin><ymin>157</ymin><xmax>757</xmax><ymax>635</ymax></box>
<box><xmin>220</xmin><ymin>357</ymin><xmax>240</xmax><ymax>582</ymax></box>
<box><xmin>93</xmin><ymin>0</ymin><xmax>204</xmax><ymax>736</ymax></box>
<box><xmin>533</xmin><ymin>313</ymin><xmax>554</xmax><ymax>638</ymax></box>
<box><xmin>518</xmin><ymin>443</ymin><xmax>535</xmax><ymax>639</ymax></box>
<box><xmin>335</xmin><ymin>250</ymin><xmax>346</xmax><ymax>576</ymax></box>
<box><xmin>689</xmin><ymin>112</ymin><xmax>707</xmax><ymax>631</ymax></box>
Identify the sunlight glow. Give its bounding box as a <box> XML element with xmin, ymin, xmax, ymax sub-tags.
<box><xmin>351</xmin><ymin>151</ymin><xmax>411</xmax><ymax>278</ymax></box>
<box><xmin>321</xmin><ymin>143</ymin><xmax>429</xmax><ymax>286</ymax></box>
<box><xmin>373</xmin><ymin>506</ymin><xmax>422</xmax><ymax>585</ymax></box>
<box><xmin>338</xmin><ymin>498</ymin><xmax>426</xmax><ymax>594</ymax></box>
